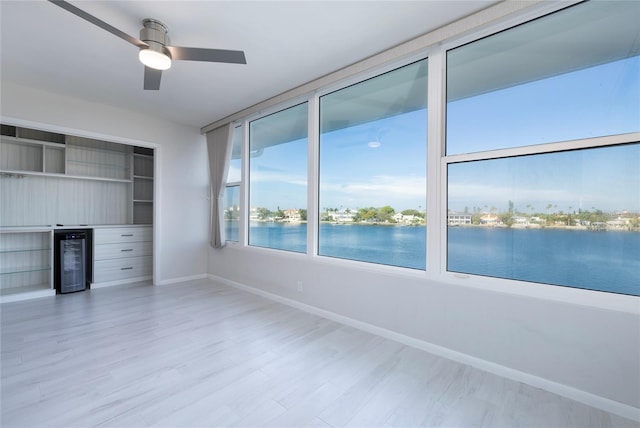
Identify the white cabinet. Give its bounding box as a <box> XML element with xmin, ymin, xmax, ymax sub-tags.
<box><xmin>93</xmin><ymin>226</ymin><xmax>152</xmax><ymax>287</ymax></box>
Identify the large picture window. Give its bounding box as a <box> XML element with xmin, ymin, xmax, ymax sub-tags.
<box><xmin>446</xmin><ymin>1</ymin><xmax>640</xmax><ymax>296</ymax></box>
<box><xmin>318</xmin><ymin>60</ymin><xmax>427</xmax><ymax>269</ymax></box>
<box><xmin>249</xmin><ymin>103</ymin><xmax>308</xmax><ymax>253</ymax></box>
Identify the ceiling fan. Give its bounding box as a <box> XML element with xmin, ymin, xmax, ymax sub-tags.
<box><xmin>48</xmin><ymin>0</ymin><xmax>247</xmax><ymax>90</ymax></box>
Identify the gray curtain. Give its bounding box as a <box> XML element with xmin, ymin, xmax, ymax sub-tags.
<box><xmin>206</xmin><ymin>123</ymin><xmax>233</xmax><ymax>248</ymax></box>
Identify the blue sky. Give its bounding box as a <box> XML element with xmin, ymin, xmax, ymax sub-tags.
<box><xmin>447</xmin><ymin>57</ymin><xmax>640</xmax><ymax>154</ymax></box>
<box><xmin>241</xmin><ymin>56</ymin><xmax>639</xmax><ymax>214</ymax></box>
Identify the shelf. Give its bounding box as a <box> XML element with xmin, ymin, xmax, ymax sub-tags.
<box><xmin>66</xmin><ymin>159</ymin><xmax>131</xmax><ymax>171</ymax></box>
<box><xmin>133</xmin><ymin>156</ymin><xmax>153</xmax><ymax>179</ymax></box>
<box><xmin>0</xmin><ymin>265</ymin><xmax>50</xmax><ymax>275</ymax></box>
<box><xmin>134</xmin><ymin>175</ymin><xmax>153</xmax><ymax>180</ymax></box>
<box><xmin>0</xmin><ymin>135</ymin><xmax>66</xmax><ymax>148</ymax></box>
<box><xmin>133</xmin><ymin>203</ymin><xmax>153</xmax><ymax>224</ymax></box>
<box><xmin>133</xmin><ymin>200</ymin><xmax>153</xmax><ymax>203</ymax></box>
<box><xmin>0</xmin><ymin>284</ymin><xmax>54</xmax><ymax>303</ymax></box>
<box><xmin>0</xmin><ymin>138</ymin><xmax>43</xmax><ymax>172</ymax></box>
<box><xmin>0</xmin><ymin>248</ymin><xmax>50</xmax><ymax>254</ymax></box>
<box><xmin>45</xmin><ymin>146</ymin><xmax>65</xmax><ymax>174</ymax></box>
<box><xmin>66</xmin><ymin>136</ymin><xmax>131</xmax><ymax>155</ymax></box>
<box><xmin>0</xmin><ymin>283</ymin><xmax>50</xmax><ymax>294</ymax></box>
<box><xmin>0</xmin><ymin>169</ymin><xmax>131</xmax><ymax>183</ymax></box>
<box><xmin>1</xmin><ymin>283</ymin><xmax>52</xmax><ymax>295</ymax></box>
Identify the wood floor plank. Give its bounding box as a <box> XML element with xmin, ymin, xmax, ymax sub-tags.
<box><xmin>1</xmin><ymin>279</ymin><xmax>637</xmax><ymax>428</ymax></box>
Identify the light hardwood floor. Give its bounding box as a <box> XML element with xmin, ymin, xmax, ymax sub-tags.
<box><xmin>1</xmin><ymin>279</ymin><xmax>637</xmax><ymax>427</ymax></box>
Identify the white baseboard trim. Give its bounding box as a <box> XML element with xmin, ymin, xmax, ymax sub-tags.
<box><xmin>155</xmin><ymin>273</ymin><xmax>208</xmax><ymax>286</ymax></box>
<box><xmin>208</xmin><ymin>274</ymin><xmax>640</xmax><ymax>422</ymax></box>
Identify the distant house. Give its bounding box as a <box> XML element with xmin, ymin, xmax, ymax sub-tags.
<box><xmin>513</xmin><ymin>216</ymin><xmax>529</xmax><ymax>225</ymax></box>
<box><xmin>480</xmin><ymin>213</ymin><xmax>499</xmax><ymax>225</ymax></box>
<box><xmin>283</xmin><ymin>209</ymin><xmax>302</xmax><ymax>222</ymax></box>
<box><xmin>394</xmin><ymin>213</ymin><xmax>422</xmax><ymax>225</ymax></box>
<box><xmin>448</xmin><ymin>212</ymin><xmax>472</xmax><ymax>225</ymax></box>
<box><xmin>327</xmin><ymin>209</ymin><xmax>355</xmax><ymax>223</ymax></box>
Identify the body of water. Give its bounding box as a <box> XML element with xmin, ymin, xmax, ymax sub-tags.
<box><xmin>234</xmin><ymin>222</ymin><xmax>639</xmax><ymax>296</ymax></box>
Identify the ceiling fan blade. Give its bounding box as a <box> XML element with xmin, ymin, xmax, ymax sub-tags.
<box><xmin>166</xmin><ymin>46</ymin><xmax>247</xmax><ymax>64</ymax></box>
<box><xmin>143</xmin><ymin>67</ymin><xmax>162</xmax><ymax>90</ymax></box>
<box><xmin>48</xmin><ymin>0</ymin><xmax>148</xmax><ymax>49</ymax></box>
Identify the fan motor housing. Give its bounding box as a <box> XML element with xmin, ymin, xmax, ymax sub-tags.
<box><xmin>140</xmin><ymin>19</ymin><xmax>171</xmax><ymax>57</ymax></box>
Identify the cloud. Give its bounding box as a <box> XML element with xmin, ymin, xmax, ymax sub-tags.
<box><xmin>320</xmin><ymin>175</ymin><xmax>426</xmax><ymax>208</ymax></box>
<box><xmin>250</xmin><ymin>168</ymin><xmax>306</xmax><ymax>186</ymax></box>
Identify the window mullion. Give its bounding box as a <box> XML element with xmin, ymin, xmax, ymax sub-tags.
<box><xmin>308</xmin><ymin>94</ymin><xmax>320</xmax><ymax>257</ymax></box>
<box><xmin>240</xmin><ymin>122</ymin><xmax>249</xmax><ymax>246</ymax></box>
<box><xmin>426</xmin><ymin>50</ymin><xmax>446</xmax><ymax>274</ymax></box>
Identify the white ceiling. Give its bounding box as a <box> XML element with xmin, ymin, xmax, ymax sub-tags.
<box><xmin>0</xmin><ymin>1</ymin><xmax>498</xmax><ymax>129</ymax></box>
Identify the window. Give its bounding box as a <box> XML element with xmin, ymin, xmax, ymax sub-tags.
<box><xmin>446</xmin><ymin>1</ymin><xmax>639</xmax><ymax>155</ymax></box>
<box><xmin>249</xmin><ymin>103</ymin><xmax>308</xmax><ymax>253</ymax></box>
<box><xmin>223</xmin><ymin>125</ymin><xmax>243</xmax><ymax>243</ymax></box>
<box><xmin>446</xmin><ymin>1</ymin><xmax>640</xmax><ymax>296</ymax></box>
<box><xmin>318</xmin><ymin>60</ymin><xmax>427</xmax><ymax>269</ymax></box>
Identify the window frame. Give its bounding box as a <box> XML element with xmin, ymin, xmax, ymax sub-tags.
<box><xmin>315</xmin><ymin>57</ymin><xmax>429</xmax><ymax>270</ymax></box>
<box><xmin>246</xmin><ymin>100</ymin><xmax>310</xmax><ymax>254</ymax></box>
<box><xmin>437</xmin><ymin>1</ymin><xmax>640</xmax><ymax>308</ymax></box>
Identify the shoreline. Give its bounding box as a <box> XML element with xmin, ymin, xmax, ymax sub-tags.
<box><xmin>234</xmin><ymin>219</ymin><xmax>640</xmax><ymax>232</ymax></box>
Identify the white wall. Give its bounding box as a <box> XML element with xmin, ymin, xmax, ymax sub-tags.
<box><xmin>1</xmin><ymin>81</ymin><xmax>209</xmax><ymax>283</ymax></box>
<box><xmin>209</xmin><ymin>245</ymin><xmax>640</xmax><ymax>419</ymax></box>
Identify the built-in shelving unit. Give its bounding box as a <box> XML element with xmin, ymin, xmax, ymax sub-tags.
<box><xmin>1</xmin><ymin>124</ymin><xmax>154</xmax><ymax>301</ymax></box>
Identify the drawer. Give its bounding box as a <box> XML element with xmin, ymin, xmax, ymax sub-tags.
<box><xmin>93</xmin><ymin>256</ymin><xmax>152</xmax><ymax>283</ymax></box>
<box><xmin>93</xmin><ymin>227</ymin><xmax>152</xmax><ymax>244</ymax></box>
<box><xmin>94</xmin><ymin>241</ymin><xmax>152</xmax><ymax>261</ymax></box>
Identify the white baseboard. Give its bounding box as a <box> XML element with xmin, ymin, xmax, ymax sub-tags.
<box><xmin>208</xmin><ymin>274</ymin><xmax>640</xmax><ymax>422</ymax></box>
<box><xmin>155</xmin><ymin>273</ymin><xmax>208</xmax><ymax>286</ymax></box>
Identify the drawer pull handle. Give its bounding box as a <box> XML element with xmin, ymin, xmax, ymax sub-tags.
<box><xmin>121</xmin><ymin>249</ymin><xmax>133</xmax><ymax>252</ymax></box>
<box><xmin>121</xmin><ymin>234</ymin><xmax>134</xmax><ymax>237</ymax></box>
<box><xmin>121</xmin><ymin>267</ymin><xmax>133</xmax><ymax>271</ymax></box>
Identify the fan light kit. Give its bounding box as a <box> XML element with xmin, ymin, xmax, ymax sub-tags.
<box><xmin>48</xmin><ymin>0</ymin><xmax>246</xmax><ymax>90</ymax></box>
<box><xmin>139</xmin><ymin>49</ymin><xmax>171</xmax><ymax>70</ymax></box>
